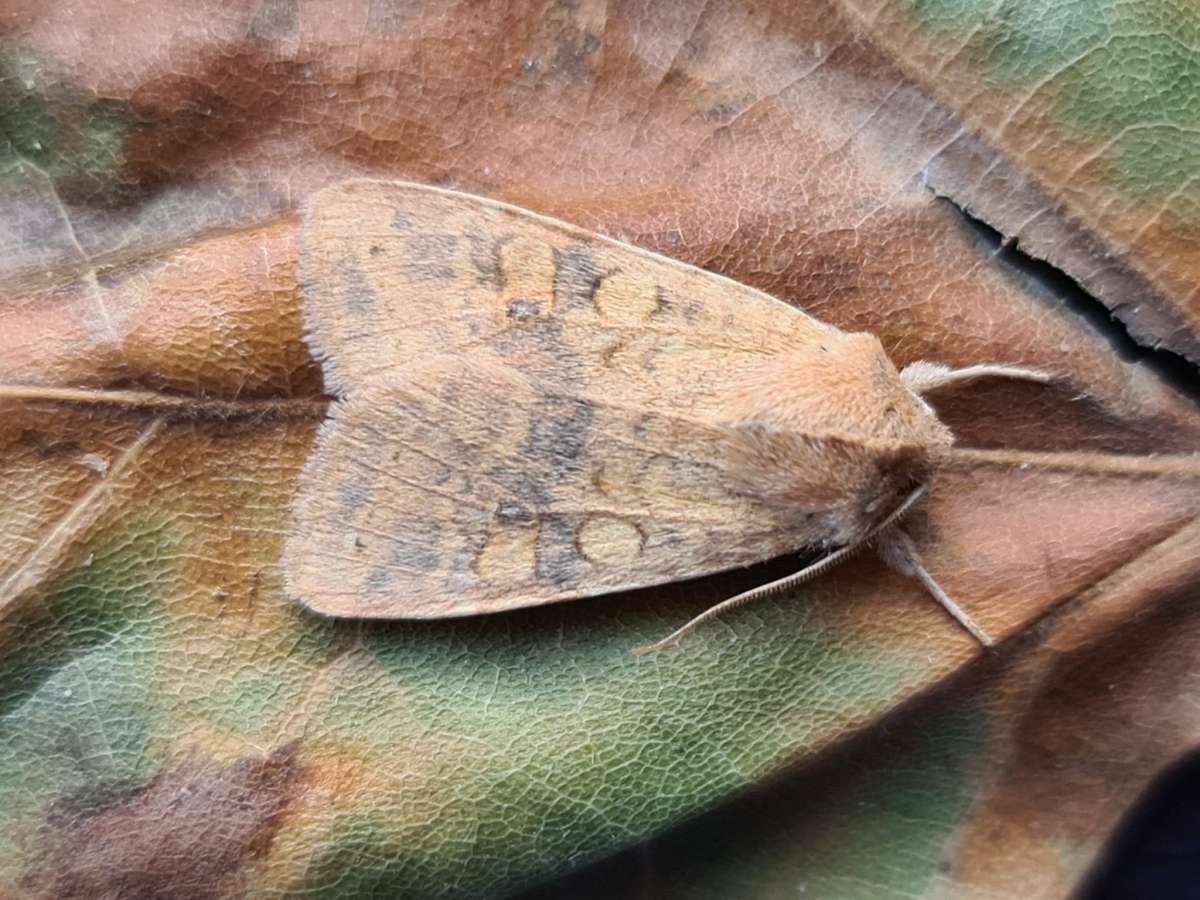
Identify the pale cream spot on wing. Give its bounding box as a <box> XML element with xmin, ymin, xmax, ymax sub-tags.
<box><xmin>498</xmin><ymin>233</ymin><xmax>557</xmax><ymax>323</ymax></box>
<box><xmin>576</xmin><ymin>515</ymin><xmax>644</xmax><ymax>565</ymax></box>
<box><xmin>474</xmin><ymin>522</ymin><xmax>539</xmax><ymax>580</ymax></box>
<box><xmin>592</xmin><ymin>269</ymin><xmax>659</xmax><ymax>323</ymax></box>
<box><xmin>639</xmin><ymin>455</ymin><xmax>741</xmax><ymax>510</ymax></box>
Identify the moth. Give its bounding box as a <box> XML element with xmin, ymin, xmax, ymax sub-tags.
<box><xmin>282</xmin><ymin>180</ymin><xmax>1170</xmax><ymax>653</ymax></box>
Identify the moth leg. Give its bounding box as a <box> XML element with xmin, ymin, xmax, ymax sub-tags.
<box><xmin>899</xmin><ymin>360</ymin><xmax>1053</xmax><ymax>395</ymax></box>
<box><xmin>874</xmin><ymin>528</ymin><xmax>993</xmax><ymax>647</ymax></box>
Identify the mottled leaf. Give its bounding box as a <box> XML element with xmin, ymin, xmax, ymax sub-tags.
<box><xmin>1</xmin><ymin>2</ymin><xmax>1197</xmax><ymax>898</ymax></box>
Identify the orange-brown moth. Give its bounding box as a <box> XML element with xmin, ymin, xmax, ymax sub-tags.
<box><xmin>282</xmin><ymin>180</ymin><xmax>1188</xmax><ymax>653</ymax></box>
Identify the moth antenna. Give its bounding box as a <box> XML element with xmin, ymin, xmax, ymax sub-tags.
<box><xmin>632</xmin><ymin>485</ymin><xmax>929</xmax><ymax>655</ymax></box>
<box><xmin>899</xmin><ymin>360</ymin><xmax>1053</xmax><ymax>395</ymax></box>
<box><xmin>945</xmin><ymin>447</ymin><xmax>1200</xmax><ymax>480</ymax></box>
<box><xmin>874</xmin><ymin>529</ymin><xmax>993</xmax><ymax>647</ymax></box>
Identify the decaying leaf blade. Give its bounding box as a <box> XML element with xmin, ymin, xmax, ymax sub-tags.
<box><xmin>2</xmin><ymin>2</ymin><xmax>1200</xmax><ymax>898</ymax></box>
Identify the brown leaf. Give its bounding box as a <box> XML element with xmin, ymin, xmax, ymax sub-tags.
<box><xmin>1</xmin><ymin>2</ymin><xmax>1198</xmax><ymax>897</ymax></box>
<box><xmin>22</xmin><ymin>743</ymin><xmax>301</xmax><ymax>900</ymax></box>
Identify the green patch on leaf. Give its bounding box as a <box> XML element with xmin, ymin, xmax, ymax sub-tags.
<box><xmin>524</xmin><ymin>695</ymin><xmax>990</xmax><ymax>899</ymax></box>
<box><xmin>304</xmin><ymin>814</ymin><xmax>433</xmax><ymax>899</ymax></box>
<box><xmin>903</xmin><ymin>0</ymin><xmax>1200</xmax><ymax>203</ymax></box>
<box><xmin>300</xmin><ymin>591</ymin><xmax>928</xmax><ymax>897</ymax></box>
<box><xmin>0</xmin><ymin>627</ymin><xmax>162</xmax><ymax>876</ymax></box>
<box><xmin>0</xmin><ymin>525</ymin><xmax>174</xmax><ymax>865</ymax></box>
<box><xmin>0</xmin><ymin>526</ymin><xmax>171</xmax><ymax>720</ymax></box>
<box><xmin>0</xmin><ymin>46</ymin><xmax>137</xmax><ymax>199</ymax></box>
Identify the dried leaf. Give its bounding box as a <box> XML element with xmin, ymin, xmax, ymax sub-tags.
<box><xmin>838</xmin><ymin>0</ymin><xmax>1200</xmax><ymax>362</ymax></box>
<box><xmin>1</xmin><ymin>2</ymin><xmax>1197</xmax><ymax>897</ymax></box>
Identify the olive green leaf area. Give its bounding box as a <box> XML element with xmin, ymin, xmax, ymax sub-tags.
<box><xmin>3</xmin><ymin>1</ymin><xmax>1200</xmax><ymax>899</ymax></box>
<box><xmin>908</xmin><ymin>0</ymin><xmax>1198</xmax><ymax>196</ymax></box>
<box><xmin>521</xmin><ymin>681</ymin><xmax>991</xmax><ymax>900</ymax></box>
<box><xmin>837</xmin><ymin>0</ymin><xmax>1200</xmax><ymax>361</ymax></box>
<box><xmin>0</xmin><ymin>51</ymin><xmax>134</xmax><ymax>186</ymax></box>
<box><xmin>526</xmin><ymin>522</ymin><xmax>1200</xmax><ymax>900</ymax></box>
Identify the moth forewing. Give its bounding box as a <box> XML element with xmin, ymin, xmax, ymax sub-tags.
<box><xmin>283</xmin><ymin>349</ymin><xmax>941</xmax><ymax>619</ymax></box>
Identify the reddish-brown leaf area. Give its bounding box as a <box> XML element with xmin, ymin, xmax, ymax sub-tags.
<box><xmin>22</xmin><ymin>744</ymin><xmax>302</xmax><ymax>900</ymax></box>
<box><xmin>1</xmin><ymin>2</ymin><xmax>1198</xmax><ymax>897</ymax></box>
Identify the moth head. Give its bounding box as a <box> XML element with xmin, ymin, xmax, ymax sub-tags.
<box><xmin>721</xmin><ymin>331</ymin><xmax>953</xmax><ymax>541</ymax></box>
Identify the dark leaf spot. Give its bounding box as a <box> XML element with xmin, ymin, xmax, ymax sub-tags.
<box><xmin>248</xmin><ymin>0</ymin><xmax>300</xmax><ymax>42</ymax></box>
<box><xmin>366</xmin><ymin>0</ymin><xmax>421</xmax><ymax>33</ymax></box>
<box><xmin>702</xmin><ymin>102</ymin><xmax>740</xmax><ymax>123</ymax></box>
<box><xmin>23</xmin><ymin>744</ymin><xmax>302</xmax><ymax>900</ymax></box>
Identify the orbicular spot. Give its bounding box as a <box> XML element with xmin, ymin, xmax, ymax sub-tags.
<box><xmin>498</xmin><ymin>234</ymin><xmax>556</xmax><ymax>321</ymax></box>
<box><xmin>575</xmin><ymin>515</ymin><xmax>645</xmax><ymax>566</ymax></box>
<box><xmin>592</xmin><ymin>268</ymin><xmax>659</xmax><ymax>323</ymax></box>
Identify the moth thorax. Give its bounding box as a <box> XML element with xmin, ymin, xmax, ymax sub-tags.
<box><xmin>721</xmin><ymin>333</ymin><xmax>952</xmax><ymax>539</ymax></box>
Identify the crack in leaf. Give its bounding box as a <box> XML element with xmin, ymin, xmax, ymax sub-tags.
<box><xmin>930</xmin><ymin>191</ymin><xmax>1200</xmax><ymax>404</ymax></box>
